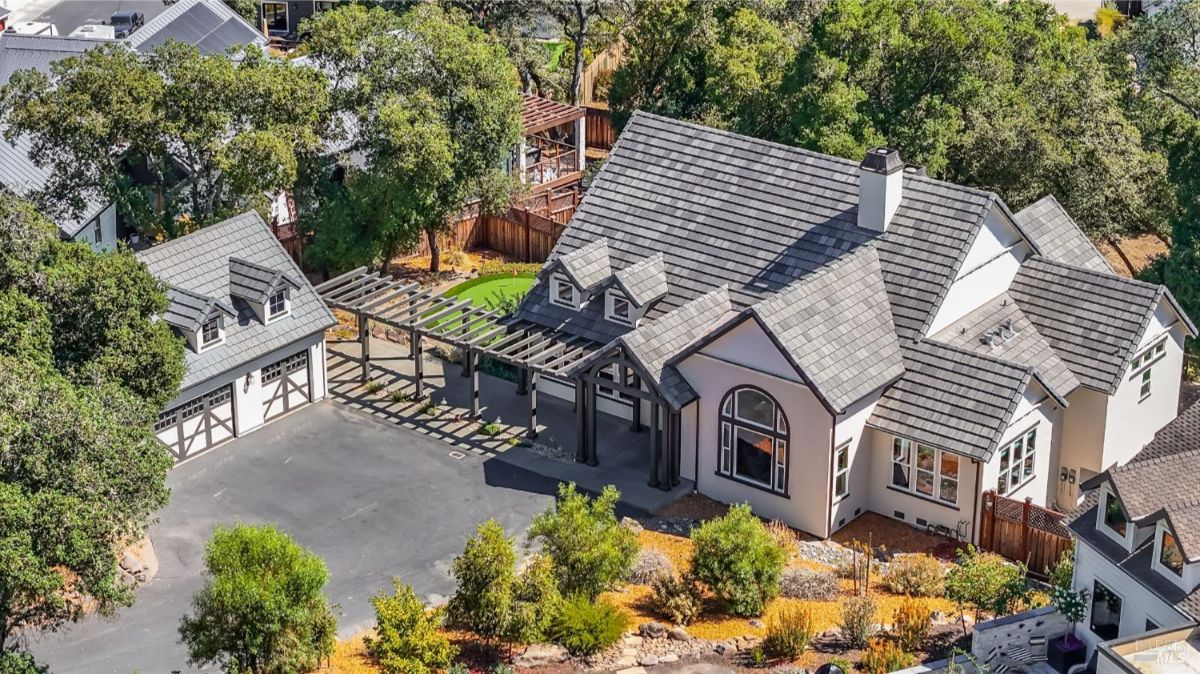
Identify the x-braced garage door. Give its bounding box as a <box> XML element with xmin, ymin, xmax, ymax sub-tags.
<box><xmin>263</xmin><ymin>350</ymin><xmax>310</xmax><ymax>421</ymax></box>
<box><xmin>155</xmin><ymin>385</ymin><xmax>235</xmax><ymax>460</ymax></box>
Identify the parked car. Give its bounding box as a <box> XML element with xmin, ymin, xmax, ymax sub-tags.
<box><xmin>109</xmin><ymin>10</ymin><xmax>144</xmax><ymax>38</ymax></box>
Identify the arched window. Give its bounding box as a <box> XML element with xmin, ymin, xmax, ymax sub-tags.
<box><xmin>718</xmin><ymin>387</ymin><xmax>789</xmax><ymax>494</ymax></box>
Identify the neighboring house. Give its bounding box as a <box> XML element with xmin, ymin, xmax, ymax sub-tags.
<box><xmin>126</xmin><ymin>0</ymin><xmax>268</xmax><ymax>55</ymax></box>
<box><xmin>257</xmin><ymin>0</ymin><xmax>338</xmax><ymax>40</ymax></box>
<box><xmin>518</xmin><ymin>93</ymin><xmax>586</xmax><ymax>198</ymax></box>
<box><xmin>0</xmin><ymin>6</ymin><xmax>11</xmax><ymax>32</ymax></box>
<box><xmin>0</xmin><ymin>34</ymin><xmax>117</xmax><ymax>250</ymax></box>
<box><xmin>514</xmin><ymin>112</ymin><xmax>1194</xmax><ymax>543</ymax></box>
<box><xmin>137</xmin><ymin>211</ymin><xmax>335</xmax><ymax>461</ymax></box>
<box><xmin>1066</xmin><ymin>400</ymin><xmax>1200</xmax><ymax>666</ymax></box>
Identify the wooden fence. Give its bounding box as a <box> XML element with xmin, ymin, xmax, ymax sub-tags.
<box><xmin>482</xmin><ymin>207</ymin><xmax>566</xmax><ymax>262</ymax></box>
<box><xmin>586</xmin><ymin>106</ymin><xmax>617</xmax><ymax>152</ymax></box>
<box><xmin>979</xmin><ymin>491</ymin><xmax>1073</xmax><ymax>578</ymax></box>
<box><xmin>579</xmin><ymin>38</ymin><xmax>625</xmax><ymax>106</ymax></box>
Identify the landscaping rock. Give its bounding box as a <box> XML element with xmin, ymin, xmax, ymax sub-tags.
<box><xmin>748</xmin><ymin>618</ymin><xmax>764</xmax><ymax>629</ymax></box>
<box><xmin>513</xmin><ymin>643</ymin><xmax>568</xmax><ymax>667</ymax></box>
<box><xmin>714</xmin><ymin>641</ymin><xmax>738</xmax><ymax>655</ymax></box>
<box><xmin>659</xmin><ymin>654</ymin><xmax>680</xmax><ymax>664</ymax></box>
<box><xmin>622</xmin><ymin>648</ymin><xmax>639</xmax><ymax>658</ymax></box>
<box><xmin>616</xmin><ymin>668</ymin><xmax>647</xmax><ymax>674</ymax></box>
<box><xmin>624</xmin><ymin>636</ymin><xmax>644</xmax><ymax>647</ymax></box>
<box><xmin>639</xmin><ymin>622</ymin><xmax>668</xmax><ymax>639</ymax></box>
<box><xmin>620</xmin><ymin>516</ymin><xmax>646</xmax><ymax>534</ymax></box>
<box><xmin>615</xmin><ymin>655</ymin><xmax>639</xmax><ymax>668</ymax></box>
<box><xmin>668</xmin><ymin>626</ymin><xmax>691</xmax><ymax>641</ymax></box>
<box><xmin>120</xmin><ymin>551</ymin><xmax>141</xmax><ymax>573</ymax></box>
<box><xmin>639</xmin><ymin>654</ymin><xmax>659</xmax><ymax>666</ymax></box>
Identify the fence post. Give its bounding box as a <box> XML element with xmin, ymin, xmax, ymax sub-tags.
<box><xmin>523</xmin><ymin>208</ymin><xmax>532</xmax><ymax>262</ymax></box>
<box><xmin>1020</xmin><ymin>497</ymin><xmax>1033</xmax><ymax>565</ymax></box>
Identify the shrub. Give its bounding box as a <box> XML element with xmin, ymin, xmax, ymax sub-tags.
<box><xmin>388</xmin><ymin>389</ymin><xmax>410</xmax><ymax>404</ymax></box>
<box><xmin>839</xmin><ymin>594</ymin><xmax>877</xmax><ymax>649</ymax></box>
<box><xmin>651</xmin><ymin>573</ymin><xmax>703</xmax><ymax>625</ymax></box>
<box><xmin>491</xmin><ymin>665</ymin><xmax>516</xmax><ymax>674</ymax></box>
<box><xmin>508</xmin><ymin>554</ymin><xmax>563</xmax><ymax>644</ymax></box>
<box><xmin>0</xmin><ymin>651</ymin><xmax>46</xmax><ymax>674</ymax></box>
<box><xmin>766</xmin><ymin>519</ymin><xmax>798</xmax><ymax>558</ymax></box>
<box><xmin>861</xmin><ymin>638</ymin><xmax>915</xmax><ymax>674</ymax></box>
<box><xmin>480</xmin><ymin>260</ymin><xmax>542</xmax><ymax>276</ymax></box>
<box><xmin>884</xmin><ymin>554</ymin><xmax>945</xmax><ymax>597</ymax></box>
<box><xmin>366</xmin><ymin>581</ymin><xmax>456</xmax><ymax>674</ymax></box>
<box><xmin>629</xmin><ymin>549</ymin><xmax>674</xmax><ymax>585</ymax></box>
<box><xmin>549</xmin><ymin>595</ymin><xmax>629</xmax><ymax>656</ymax></box>
<box><xmin>892</xmin><ymin>597</ymin><xmax>931</xmax><ymax>652</ymax></box>
<box><xmin>764</xmin><ymin>604</ymin><xmax>814</xmax><ymax>660</ymax></box>
<box><xmin>1048</xmin><ymin>548</ymin><xmax>1074</xmax><ymax>590</ymax></box>
<box><xmin>364</xmin><ymin>379</ymin><xmax>385</xmax><ymax>394</ymax></box>
<box><xmin>449</xmin><ymin>664</ymin><xmax>469</xmax><ymax>674</ymax></box>
<box><xmin>178</xmin><ymin>524</ymin><xmax>336</xmax><ymax>674</ymax></box>
<box><xmin>690</xmin><ymin>504</ymin><xmax>786</xmax><ymax>617</ymax></box>
<box><xmin>779</xmin><ymin>567</ymin><xmax>838</xmax><ymax>601</ymax></box>
<box><xmin>528</xmin><ymin>483</ymin><xmax>639</xmax><ymax>599</ymax></box>
<box><xmin>829</xmin><ymin>657</ymin><xmax>854</xmax><ymax>673</ymax></box>
<box><xmin>945</xmin><ymin>546</ymin><xmax>1029</xmax><ymax>619</ymax></box>
<box><xmin>479</xmin><ymin>419</ymin><xmax>504</xmax><ymax>437</ymax></box>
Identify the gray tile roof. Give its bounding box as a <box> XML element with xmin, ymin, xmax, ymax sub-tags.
<box><xmin>163</xmin><ymin>285</ymin><xmax>235</xmax><ymax>333</ymax></box>
<box><xmin>127</xmin><ymin>0</ymin><xmax>267</xmax><ymax>55</ymax></box>
<box><xmin>610</xmin><ymin>253</ymin><xmax>668</xmax><ymax>307</ymax></box>
<box><xmin>868</xmin><ymin>340</ymin><xmax>1058</xmax><ymax>461</ymax></box>
<box><xmin>229</xmin><ymin>256</ymin><xmax>300</xmax><ymax>304</ymax></box>
<box><xmin>1009</xmin><ymin>257</ymin><xmax>1194</xmax><ymax>393</ymax></box>
<box><xmin>750</xmin><ymin>245</ymin><xmax>905</xmax><ymax>412</ymax></box>
<box><xmin>0</xmin><ymin>35</ymin><xmax>109</xmax><ymax>238</ymax></box>
<box><xmin>551</xmin><ymin>238</ymin><xmax>611</xmax><ymax>291</ymax></box>
<box><xmin>932</xmin><ymin>292</ymin><xmax>1081</xmax><ymax>400</ymax></box>
<box><xmin>138</xmin><ymin>211</ymin><xmax>335</xmax><ymax>391</ymax></box>
<box><xmin>1015</xmin><ymin>195</ymin><xmax>1112</xmax><ymax>274</ymax></box>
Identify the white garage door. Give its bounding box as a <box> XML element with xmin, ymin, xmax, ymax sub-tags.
<box><xmin>262</xmin><ymin>350</ymin><xmax>310</xmax><ymax>422</ymax></box>
<box><xmin>155</xmin><ymin>385</ymin><xmax>235</xmax><ymax>460</ymax></box>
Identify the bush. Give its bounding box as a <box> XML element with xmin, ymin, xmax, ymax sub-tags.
<box><xmin>884</xmin><ymin>554</ymin><xmax>945</xmax><ymax>597</ymax></box>
<box><xmin>651</xmin><ymin>573</ymin><xmax>703</xmax><ymax>625</ymax></box>
<box><xmin>629</xmin><ymin>549</ymin><xmax>674</xmax><ymax>585</ymax></box>
<box><xmin>0</xmin><ymin>651</ymin><xmax>46</xmax><ymax>674</ymax></box>
<box><xmin>528</xmin><ymin>483</ymin><xmax>639</xmax><ymax>599</ymax></box>
<box><xmin>1048</xmin><ymin>548</ymin><xmax>1074</xmax><ymax>590</ymax></box>
<box><xmin>690</xmin><ymin>504</ymin><xmax>786</xmax><ymax>617</ymax></box>
<box><xmin>366</xmin><ymin>581</ymin><xmax>456</xmax><ymax>674</ymax></box>
<box><xmin>839</xmin><ymin>594</ymin><xmax>877</xmax><ymax>649</ymax></box>
<box><xmin>779</xmin><ymin>567</ymin><xmax>838</xmax><ymax>601</ymax></box>
<box><xmin>480</xmin><ymin>260</ymin><xmax>543</xmax><ymax>276</ymax></box>
<box><xmin>764</xmin><ymin>604</ymin><xmax>814</xmax><ymax>660</ymax></box>
<box><xmin>945</xmin><ymin>546</ymin><xmax>1029</xmax><ymax>619</ymax></box>
<box><xmin>508</xmin><ymin>554</ymin><xmax>563</xmax><ymax>644</ymax></box>
<box><xmin>892</xmin><ymin>597</ymin><xmax>931</xmax><ymax>652</ymax></box>
<box><xmin>861</xmin><ymin>638</ymin><xmax>915</xmax><ymax>674</ymax></box>
<box><xmin>178</xmin><ymin>524</ymin><xmax>336</xmax><ymax>674</ymax></box>
<box><xmin>549</xmin><ymin>595</ymin><xmax>629</xmax><ymax>656</ymax></box>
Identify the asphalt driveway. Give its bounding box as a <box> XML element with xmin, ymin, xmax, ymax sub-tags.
<box><xmin>27</xmin><ymin>402</ymin><xmax>560</xmax><ymax>673</ymax></box>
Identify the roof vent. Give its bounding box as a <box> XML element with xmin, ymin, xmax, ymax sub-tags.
<box><xmin>858</xmin><ymin>147</ymin><xmax>904</xmax><ymax>233</ymax></box>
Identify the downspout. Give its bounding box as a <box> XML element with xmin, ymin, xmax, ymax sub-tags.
<box><xmin>824</xmin><ymin>410</ymin><xmax>836</xmax><ymax>539</ymax></box>
<box><xmin>692</xmin><ymin>402</ymin><xmax>700</xmax><ymax>494</ymax></box>
<box><xmin>972</xmin><ymin>460</ymin><xmax>983</xmax><ymax>545</ymax></box>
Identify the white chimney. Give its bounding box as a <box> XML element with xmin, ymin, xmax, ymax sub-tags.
<box><xmin>857</xmin><ymin>147</ymin><xmax>904</xmax><ymax>233</ymax></box>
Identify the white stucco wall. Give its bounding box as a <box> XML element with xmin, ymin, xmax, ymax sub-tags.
<box><xmin>978</xmin><ymin>389</ymin><xmax>1059</xmax><ymax>508</ymax></box>
<box><xmin>1057</xmin><ymin>386</ymin><xmax>1110</xmax><ymax>506</ymax></box>
<box><xmin>829</xmin><ymin>394</ymin><xmax>879</xmax><ymax>533</ymax></box>
<box><xmin>675</xmin><ymin>318</ymin><xmax>834</xmax><ymax>537</ymax></box>
<box><xmin>69</xmin><ymin>202</ymin><xmax>118</xmax><ymax>252</ymax></box>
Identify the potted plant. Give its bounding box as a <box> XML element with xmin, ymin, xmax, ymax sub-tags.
<box><xmin>1048</xmin><ymin>584</ymin><xmax>1088</xmax><ymax>673</ymax></box>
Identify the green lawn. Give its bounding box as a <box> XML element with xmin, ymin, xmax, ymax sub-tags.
<box><xmin>444</xmin><ymin>273</ymin><xmax>536</xmax><ymax>309</ymax></box>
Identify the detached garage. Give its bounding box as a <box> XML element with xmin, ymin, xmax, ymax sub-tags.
<box><xmin>139</xmin><ymin>212</ymin><xmax>336</xmax><ymax>461</ymax></box>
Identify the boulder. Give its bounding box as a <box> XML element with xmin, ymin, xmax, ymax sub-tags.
<box><xmin>616</xmin><ymin>668</ymin><xmax>647</xmax><ymax>674</ymax></box>
<box><xmin>715</xmin><ymin>641</ymin><xmax>738</xmax><ymax>655</ymax></box>
<box><xmin>120</xmin><ymin>552</ymin><xmax>141</xmax><ymax>573</ymax></box>
<box><xmin>639</xmin><ymin>622</ymin><xmax>668</xmax><ymax>639</ymax></box>
<box><xmin>667</xmin><ymin>626</ymin><xmax>691</xmax><ymax>641</ymax></box>
<box><xmin>614</xmin><ymin>655</ymin><xmax>639</xmax><ymax>668</ymax></box>
<box><xmin>620</xmin><ymin>517</ymin><xmax>646</xmax><ymax>535</ymax></box>
<box><xmin>658</xmin><ymin>653</ymin><xmax>680</xmax><ymax>664</ymax></box>
<box><xmin>513</xmin><ymin>643</ymin><xmax>568</xmax><ymax>668</ymax></box>
<box><xmin>624</xmin><ymin>635</ymin><xmax>644</xmax><ymax>647</ymax></box>
<box><xmin>639</xmin><ymin>654</ymin><xmax>659</xmax><ymax>666</ymax></box>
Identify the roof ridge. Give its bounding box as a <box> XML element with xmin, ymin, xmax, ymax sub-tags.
<box><xmin>141</xmin><ymin>211</ymin><xmax>259</xmax><ymax>252</ymax></box>
<box><xmin>1027</xmin><ymin>254</ymin><xmax>1161</xmax><ymax>293</ymax></box>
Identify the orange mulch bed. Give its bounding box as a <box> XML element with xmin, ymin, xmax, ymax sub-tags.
<box><xmin>1096</xmin><ymin>234</ymin><xmax>1168</xmax><ymax>277</ymax></box>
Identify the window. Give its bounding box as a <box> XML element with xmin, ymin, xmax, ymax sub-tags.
<box><xmin>549</xmin><ymin>275</ymin><xmax>578</xmax><ymax>309</ymax></box>
<box><xmin>1089</xmin><ymin>580</ymin><xmax>1122</xmax><ymax>641</ymax></box>
<box><xmin>315</xmin><ymin>1</ymin><xmax>339</xmax><ymax>10</ymax></box>
<box><xmin>605</xmin><ymin>290</ymin><xmax>632</xmax><ymax>325</ymax></box>
<box><xmin>267</xmin><ymin>290</ymin><xmax>288</xmax><ymax>319</ymax></box>
<box><xmin>262</xmin><ymin>2</ymin><xmax>287</xmax><ymax>32</ymax></box>
<box><xmin>1159</xmin><ymin>529</ymin><xmax>1185</xmax><ymax>576</ymax></box>
<box><xmin>997</xmin><ymin>428</ymin><xmax>1037</xmax><ymax>495</ymax></box>
<box><xmin>596</xmin><ymin>363</ymin><xmax>633</xmax><ymax>401</ymax></box>
<box><xmin>1146</xmin><ymin>618</ymin><xmax>1160</xmax><ymax>632</ymax></box>
<box><xmin>833</xmin><ymin>443</ymin><xmax>850</xmax><ymax>500</ymax></box>
<box><xmin>891</xmin><ymin>437</ymin><xmax>959</xmax><ymax>505</ymax></box>
<box><xmin>199</xmin><ymin>317</ymin><xmax>222</xmax><ymax>349</ymax></box>
<box><xmin>92</xmin><ymin>218</ymin><xmax>102</xmax><ymax>243</ymax></box>
<box><xmin>1131</xmin><ymin>338</ymin><xmax>1167</xmax><ymax>371</ymax></box>
<box><xmin>1140</xmin><ymin>369</ymin><xmax>1152</xmax><ymax>400</ymax></box>
<box><xmin>718</xmin><ymin>387</ymin><xmax>788</xmax><ymax>495</ymax></box>
<box><xmin>1103</xmin><ymin>491</ymin><xmax>1129</xmax><ymax>539</ymax></box>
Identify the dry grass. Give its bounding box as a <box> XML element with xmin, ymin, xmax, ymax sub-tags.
<box><xmin>1097</xmin><ymin>234</ymin><xmax>1168</xmax><ymax>277</ymax></box>
<box><xmin>315</xmin><ymin>631</ymin><xmax>377</xmax><ymax>674</ymax></box>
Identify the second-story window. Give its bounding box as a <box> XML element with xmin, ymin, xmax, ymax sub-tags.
<box><xmin>1159</xmin><ymin>529</ymin><xmax>1184</xmax><ymax>576</ymax></box>
<box><xmin>605</xmin><ymin>290</ymin><xmax>632</xmax><ymax>326</ymax></box>
<box><xmin>199</xmin><ymin>317</ymin><xmax>223</xmax><ymax>350</ymax></box>
<box><xmin>549</xmin><ymin>274</ymin><xmax>578</xmax><ymax>309</ymax></box>
<box><xmin>997</xmin><ymin>428</ymin><xmax>1037</xmax><ymax>496</ymax></box>
<box><xmin>1103</xmin><ymin>491</ymin><xmax>1129</xmax><ymax>539</ymax></box>
<box><xmin>268</xmin><ymin>290</ymin><xmax>289</xmax><ymax>320</ymax></box>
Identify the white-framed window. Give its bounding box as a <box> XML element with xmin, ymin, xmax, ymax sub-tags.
<box><xmin>1100</xmin><ymin>489</ymin><xmax>1129</xmax><ymax>542</ymax></box>
<box><xmin>267</xmin><ymin>289</ymin><xmax>289</xmax><ymax>320</ymax></box>
<box><xmin>199</xmin><ymin>316</ymin><xmax>223</xmax><ymax>350</ymax></box>
<box><xmin>1131</xmin><ymin>338</ymin><xmax>1168</xmax><ymax>400</ymax></box>
<box><xmin>549</xmin><ymin>274</ymin><xmax>578</xmax><ymax>309</ymax></box>
<box><xmin>890</xmin><ymin>437</ymin><xmax>959</xmax><ymax>505</ymax></box>
<box><xmin>718</xmin><ymin>387</ymin><xmax>789</xmax><ymax>495</ymax></box>
<box><xmin>605</xmin><ymin>289</ymin><xmax>633</xmax><ymax>326</ymax></box>
<box><xmin>1140</xmin><ymin>369</ymin><xmax>1152</xmax><ymax>400</ymax></box>
<box><xmin>997</xmin><ymin>427</ymin><xmax>1037</xmax><ymax>496</ymax></box>
<box><xmin>833</xmin><ymin>442</ymin><xmax>850</xmax><ymax>500</ymax></box>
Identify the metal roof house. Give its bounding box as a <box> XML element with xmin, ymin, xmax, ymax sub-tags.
<box><xmin>501</xmin><ymin>111</ymin><xmax>1195</xmax><ymax>542</ymax></box>
<box><xmin>127</xmin><ymin>0</ymin><xmax>268</xmax><ymax>55</ymax></box>
<box><xmin>138</xmin><ymin>211</ymin><xmax>335</xmax><ymax>460</ymax></box>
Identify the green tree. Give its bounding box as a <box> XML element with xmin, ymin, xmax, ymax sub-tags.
<box><xmin>179</xmin><ymin>524</ymin><xmax>337</xmax><ymax>674</ymax></box>
<box><xmin>690</xmin><ymin>503</ymin><xmax>786</xmax><ymax>617</ymax></box>
<box><xmin>0</xmin><ymin>42</ymin><xmax>329</xmax><ymax>236</ymax></box>
<box><xmin>528</xmin><ymin>483</ymin><xmax>639</xmax><ymax>599</ymax></box>
<box><xmin>944</xmin><ymin>546</ymin><xmax>1029</xmax><ymax>623</ymax></box>
<box><xmin>366</xmin><ymin>581</ymin><xmax>456</xmax><ymax>674</ymax></box>
<box><xmin>302</xmin><ymin>3</ymin><xmax>522</xmax><ymax>273</ymax></box>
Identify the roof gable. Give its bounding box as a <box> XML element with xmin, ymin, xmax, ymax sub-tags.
<box><xmin>609</xmin><ymin>254</ymin><xmax>668</xmax><ymax>307</ymax></box>
<box><xmin>229</xmin><ymin>256</ymin><xmax>300</xmax><ymax>305</ymax></box>
<box><xmin>546</xmin><ymin>238</ymin><xmax>611</xmax><ymax>291</ymax></box>
<box><xmin>163</xmin><ymin>286</ymin><xmax>235</xmax><ymax>333</ymax></box>
<box><xmin>1015</xmin><ymin>195</ymin><xmax>1111</xmax><ymax>274</ymax></box>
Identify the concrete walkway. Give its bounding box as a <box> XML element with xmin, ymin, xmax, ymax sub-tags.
<box><xmin>327</xmin><ymin>337</ymin><xmax>693</xmax><ymax>512</ymax></box>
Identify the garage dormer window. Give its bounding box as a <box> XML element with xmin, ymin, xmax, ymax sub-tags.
<box><xmin>605</xmin><ymin>289</ymin><xmax>633</xmax><ymax>326</ymax></box>
<box><xmin>267</xmin><ymin>289</ymin><xmax>290</xmax><ymax>321</ymax></box>
<box><xmin>199</xmin><ymin>316</ymin><xmax>224</xmax><ymax>351</ymax></box>
<box><xmin>550</xmin><ymin>274</ymin><xmax>579</xmax><ymax>309</ymax></box>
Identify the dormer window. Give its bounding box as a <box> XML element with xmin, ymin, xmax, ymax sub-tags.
<box><xmin>605</xmin><ymin>290</ymin><xmax>633</xmax><ymax>326</ymax></box>
<box><xmin>199</xmin><ymin>316</ymin><xmax>224</xmax><ymax>351</ymax></box>
<box><xmin>1159</xmin><ymin>528</ymin><xmax>1184</xmax><ymax>576</ymax></box>
<box><xmin>550</xmin><ymin>274</ymin><xmax>579</xmax><ymax>309</ymax></box>
<box><xmin>1102</xmin><ymin>490</ymin><xmax>1129</xmax><ymax>539</ymax></box>
<box><xmin>267</xmin><ymin>290</ymin><xmax>289</xmax><ymax>321</ymax></box>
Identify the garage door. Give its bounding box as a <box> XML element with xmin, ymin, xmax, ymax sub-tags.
<box><xmin>155</xmin><ymin>385</ymin><xmax>235</xmax><ymax>460</ymax></box>
<box><xmin>262</xmin><ymin>350</ymin><xmax>310</xmax><ymax>422</ymax></box>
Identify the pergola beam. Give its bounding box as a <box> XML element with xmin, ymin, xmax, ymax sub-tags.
<box><xmin>313</xmin><ymin>266</ymin><xmax>368</xmax><ymax>293</ymax></box>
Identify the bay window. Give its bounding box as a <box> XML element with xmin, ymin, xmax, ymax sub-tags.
<box><xmin>891</xmin><ymin>437</ymin><xmax>959</xmax><ymax>505</ymax></box>
<box><xmin>718</xmin><ymin>387</ymin><xmax>789</xmax><ymax>495</ymax></box>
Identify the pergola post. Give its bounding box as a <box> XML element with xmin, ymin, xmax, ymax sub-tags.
<box><xmin>649</xmin><ymin>403</ymin><xmax>662</xmax><ymax>488</ymax></box>
<box><xmin>460</xmin><ymin>347</ymin><xmax>471</xmax><ymax>377</ymax></box>
<box><xmin>516</xmin><ymin>366</ymin><xmax>528</xmax><ymax>395</ymax></box>
<box><xmin>412</xmin><ymin>332</ymin><xmax>425</xmax><ymax>400</ymax></box>
<box><xmin>584</xmin><ymin>381</ymin><xmax>598</xmax><ymax>466</ymax></box>
<box><xmin>469</xmin><ymin>350</ymin><xmax>480</xmax><ymax>420</ymax></box>
<box><xmin>667</xmin><ymin>409</ymin><xmax>682</xmax><ymax>488</ymax></box>
<box><xmin>575</xmin><ymin>379</ymin><xmax>587</xmax><ymax>462</ymax></box>
<box><xmin>527</xmin><ymin>371</ymin><xmax>539</xmax><ymax>440</ymax></box>
<box><xmin>629</xmin><ymin>373</ymin><xmax>642</xmax><ymax>432</ymax></box>
<box><xmin>358</xmin><ymin>311</ymin><xmax>371</xmax><ymax>382</ymax></box>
